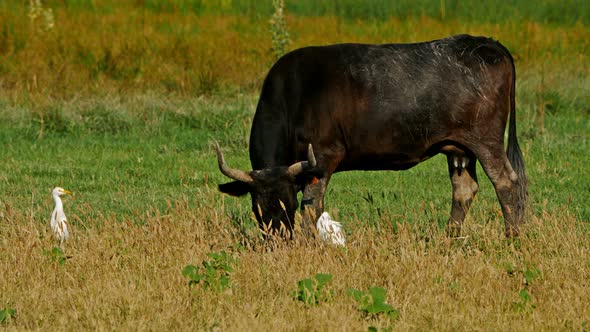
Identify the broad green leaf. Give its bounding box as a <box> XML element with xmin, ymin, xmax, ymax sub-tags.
<box><xmin>300</xmin><ymin>278</ymin><xmax>314</xmax><ymax>291</ymax></box>
<box><xmin>220</xmin><ymin>275</ymin><xmax>229</xmax><ymax>288</ymax></box>
<box><xmin>366</xmin><ymin>302</ymin><xmax>393</xmax><ymax>315</ymax></box>
<box><xmin>347</xmin><ymin>288</ymin><xmax>364</xmax><ymax>302</ymax></box>
<box><xmin>524</xmin><ymin>267</ymin><xmax>540</xmax><ymax>284</ymax></box>
<box><xmin>0</xmin><ymin>308</ymin><xmax>16</xmax><ymax>324</ymax></box>
<box><xmin>182</xmin><ymin>265</ymin><xmax>198</xmax><ymax>278</ymax></box>
<box><xmin>314</xmin><ymin>273</ymin><xmax>333</xmax><ymax>286</ymax></box>
<box><xmin>502</xmin><ymin>262</ymin><xmax>516</xmax><ymax>275</ymax></box>
<box><xmin>519</xmin><ymin>289</ymin><xmax>532</xmax><ymax>302</ymax></box>
<box><xmin>369</xmin><ymin>287</ymin><xmax>387</xmax><ymax>304</ymax></box>
<box><xmin>388</xmin><ymin>309</ymin><xmax>401</xmax><ymax>320</ymax></box>
<box><xmin>207</xmin><ymin>252</ymin><xmax>221</xmax><ymax>260</ymax></box>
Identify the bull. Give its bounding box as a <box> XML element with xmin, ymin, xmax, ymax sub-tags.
<box><xmin>215</xmin><ymin>34</ymin><xmax>528</xmax><ymax>238</ymax></box>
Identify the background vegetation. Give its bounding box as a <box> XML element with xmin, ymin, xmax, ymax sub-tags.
<box><xmin>0</xmin><ymin>0</ymin><xmax>588</xmax><ymax>330</ymax></box>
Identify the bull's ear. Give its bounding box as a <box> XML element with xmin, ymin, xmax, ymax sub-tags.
<box><xmin>218</xmin><ymin>181</ymin><xmax>250</xmax><ymax>197</ymax></box>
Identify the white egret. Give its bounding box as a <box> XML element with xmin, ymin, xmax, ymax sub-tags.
<box><xmin>316</xmin><ymin>212</ymin><xmax>346</xmax><ymax>247</ymax></box>
<box><xmin>50</xmin><ymin>187</ymin><xmax>72</xmax><ymax>247</ymax></box>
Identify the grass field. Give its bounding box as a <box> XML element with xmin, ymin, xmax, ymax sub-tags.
<box><xmin>1</xmin><ymin>1</ymin><xmax>589</xmax><ymax>330</ymax></box>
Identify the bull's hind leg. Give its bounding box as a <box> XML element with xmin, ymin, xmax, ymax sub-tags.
<box><xmin>447</xmin><ymin>153</ymin><xmax>479</xmax><ymax>237</ymax></box>
<box><xmin>476</xmin><ymin>147</ymin><xmax>522</xmax><ymax>237</ymax></box>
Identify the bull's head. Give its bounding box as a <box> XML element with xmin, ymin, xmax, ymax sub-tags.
<box><xmin>215</xmin><ymin>143</ymin><xmax>318</xmax><ymax>233</ymax></box>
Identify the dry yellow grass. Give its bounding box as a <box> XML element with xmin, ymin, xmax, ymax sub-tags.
<box><xmin>1</xmin><ymin>190</ymin><xmax>588</xmax><ymax>330</ymax></box>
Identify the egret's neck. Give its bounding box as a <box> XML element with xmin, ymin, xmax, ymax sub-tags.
<box><xmin>53</xmin><ymin>194</ymin><xmax>63</xmax><ymax>210</ymax></box>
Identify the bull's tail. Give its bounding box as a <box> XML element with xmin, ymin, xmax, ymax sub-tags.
<box><xmin>505</xmin><ymin>51</ymin><xmax>528</xmax><ymax>222</ymax></box>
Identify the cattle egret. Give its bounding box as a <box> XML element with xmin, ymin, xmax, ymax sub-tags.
<box><xmin>316</xmin><ymin>212</ymin><xmax>346</xmax><ymax>247</ymax></box>
<box><xmin>50</xmin><ymin>187</ymin><xmax>72</xmax><ymax>246</ymax></box>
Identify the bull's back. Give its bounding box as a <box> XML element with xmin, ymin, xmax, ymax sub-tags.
<box><xmin>251</xmin><ymin>35</ymin><xmax>514</xmax><ymax>171</ymax></box>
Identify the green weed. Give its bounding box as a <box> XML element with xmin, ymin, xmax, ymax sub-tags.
<box><xmin>523</xmin><ymin>266</ymin><xmax>542</xmax><ymax>285</ymax></box>
<box><xmin>182</xmin><ymin>251</ymin><xmax>236</xmax><ymax>293</ymax></box>
<box><xmin>513</xmin><ymin>289</ymin><xmax>536</xmax><ymax>313</ymax></box>
<box><xmin>0</xmin><ymin>308</ymin><xmax>16</xmax><ymax>324</ymax></box>
<box><xmin>293</xmin><ymin>273</ymin><xmax>334</xmax><ymax>305</ymax></box>
<box><xmin>43</xmin><ymin>247</ymin><xmax>66</xmax><ymax>265</ymax></box>
<box><xmin>367</xmin><ymin>326</ymin><xmax>392</xmax><ymax>332</ymax></box>
<box><xmin>504</xmin><ymin>264</ymin><xmax>541</xmax><ymax>314</ymax></box>
<box><xmin>348</xmin><ymin>287</ymin><xmax>400</xmax><ymax>320</ymax></box>
<box><xmin>503</xmin><ymin>263</ymin><xmax>542</xmax><ymax>285</ymax></box>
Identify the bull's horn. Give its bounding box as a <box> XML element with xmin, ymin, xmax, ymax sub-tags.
<box><xmin>287</xmin><ymin>144</ymin><xmax>317</xmax><ymax>176</ymax></box>
<box><xmin>215</xmin><ymin>143</ymin><xmax>254</xmax><ymax>183</ymax></box>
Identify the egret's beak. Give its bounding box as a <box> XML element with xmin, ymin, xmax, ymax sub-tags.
<box><xmin>63</xmin><ymin>189</ymin><xmax>73</xmax><ymax>195</ymax></box>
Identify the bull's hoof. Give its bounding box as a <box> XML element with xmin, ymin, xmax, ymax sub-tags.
<box><xmin>504</xmin><ymin>226</ymin><xmax>520</xmax><ymax>238</ymax></box>
<box><xmin>446</xmin><ymin>222</ymin><xmax>462</xmax><ymax>238</ymax></box>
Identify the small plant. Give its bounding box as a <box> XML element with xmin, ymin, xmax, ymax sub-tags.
<box><xmin>293</xmin><ymin>273</ymin><xmax>334</xmax><ymax>305</ymax></box>
<box><xmin>269</xmin><ymin>0</ymin><xmax>290</xmax><ymax>59</ymax></box>
<box><xmin>348</xmin><ymin>287</ymin><xmax>400</xmax><ymax>320</ymax></box>
<box><xmin>502</xmin><ymin>262</ymin><xmax>517</xmax><ymax>276</ymax></box>
<box><xmin>182</xmin><ymin>251</ymin><xmax>236</xmax><ymax>293</ymax></box>
<box><xmin>368</xmin><ymin>326</ymin><xmax>392</xmax><ymax>332</ymax></box>
<box><xmin>503</xmin><ymin>263</ymin><xmax>542</xmax><ymax>285</ymax></box>
<box><xmin>523</xmin><ymin>266</ymin><xmax>541</xmax><ymax>285</ymax></box>
<box><xmin>505</xmin><ymin>264</ymin><xmax>541</xmax><ymax>313</ymax></box>
<box><xmin>0</xmin><ymin>308</ymin><xmax>16</xmax><ymax>324</ymax></box>
<box><xmin>513</xmin><ymin>289</ymin><xmax>536</xmax><ymax>313</ymax></box>
<box><xmin>447</xmin><ymin>281</ymin><xmax>459</xmax><ymax>292</ymax></box>
<box><xmin>44</xmin><ymin>247</ymin><xmax>66</xmax><ymax>265</ymax></box>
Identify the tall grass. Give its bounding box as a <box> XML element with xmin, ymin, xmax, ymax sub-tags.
<box><xmin>0</xmin><ymin>2</ymin><xmax>588</xmax><ymax>100</ymax></box>
<box><xmin>285</xmin><ymin>0</ymin><xmax>590</xmax><ymax>25</ymax></box>
<box><xmin>14</xmin><ymin>1</ymin><xmax>590</xmax><ymax>25</ymax></box>
<box><xmin>0</xmin><ymin>190</ymin><xmax>589</xmax><ymax>330</ymax></box>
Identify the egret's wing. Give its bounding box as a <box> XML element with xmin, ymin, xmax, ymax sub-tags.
<box><xmin>54</xmin><ymin>219</ymin><xmax>67</xmax><ymax>242</ymax></box>
<box><xmin>316</xmin><ymin>214</ymin><xmax>330</xmax><ymax>239</ymax></box>
<box><xmin>50</xmin><ymin>209</ymin><xmax>58</xmax><ymax>229</ymax></box>
<box><xmin>61</xmin><ymin>220</ymin><xmax>69</xmax><ymax>241</ymax></box>
<box><xmin>330</xmin><ymin>220</ymin><xmax>342</xmax><ymax>227</ymax></box>
<box><xmin>316</xmin><ymin>213</ymin><xmax>346</xmax><ymax>246</ymax></box>
<box><xmin>329</xmin><ymin>221</ymin><xmax>346</xmax><ymax>246</ymax></box>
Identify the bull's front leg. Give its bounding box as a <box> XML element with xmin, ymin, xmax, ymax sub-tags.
<box><xmin>300</xmin><ymin>176</ymin><xmax>330</xmax><ymax>236</ymax></box>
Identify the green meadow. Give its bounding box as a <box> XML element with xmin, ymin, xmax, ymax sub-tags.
<box><xmin>0</xmin><ymin>1</ymin><xmax>589</xmax><ymax>330</ymax></box>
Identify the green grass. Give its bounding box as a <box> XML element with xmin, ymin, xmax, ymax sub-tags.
<box><xmin>1</xmin><ymin>72</ymin><xmax>588</xmax><ymax>230</ymax></box>
<box><xmin>0</xmin><ymin>94</ymin><xmax>252</xmax><ymax>221</ymax></box>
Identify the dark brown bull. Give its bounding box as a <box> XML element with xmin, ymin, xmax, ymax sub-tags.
<box><xmin>216</xmin><ymin>34</ymin><xmax>528</xmax><ymax>237</ymax></box>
